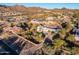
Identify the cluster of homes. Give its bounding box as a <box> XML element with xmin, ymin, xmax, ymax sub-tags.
<box><xmin>6</xmin><ymin>16</ymin><xmax>29</xmax><ymax>22</ymax></box>
<box><xmin>0</xmin><ymin>11</ymin><xmax>23</xmax><ymax>16</ymax></box>
<box><xmin>30</xmin><ymin>15</ymin><xmax>79</xmax><ymax>41</ymax></box>
<box><xmin>0</xmin><ymin>15</ymin><xmax>29</xmax><ymax>34</ymax></box>
<box><xmin>31</xmin><ymin>17</ymin><xmax>60</xmax><ymax>34</ymax></box>
<box><xmin>30</xmin><ymin>15</ymin><xmax>72</xmax><ymax>34</ymax></box>
<box><xmin>0</xmin><ymin>11</ymin><xmax>79</xmax><ymax>42</ymax></box>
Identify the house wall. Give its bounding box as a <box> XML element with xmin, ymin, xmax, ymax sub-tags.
<box><xmin>37</xmin><ymin>26</ymin><xmax>60</xmax><ymax>33</ymax></box>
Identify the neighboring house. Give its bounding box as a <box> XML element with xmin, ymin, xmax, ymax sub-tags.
<box><xmin>20</xmin><ymin>16</ymin><xmax>29</xmax><ymax>22</ymax></box>
<box><xmin>30</xmin><ymin>19</ymin><xmax>42</xmax><ymax>24</ymax></box>
<box><xmin>63</xmin><ymin>16</ymin><xmax>71</xmax><ymax>22</ymax></box>
<box><xmin>73</xmin><ymin>22</ymin><xmax>79</xmax><ymax>41</ymax></box>
<box><xmin>74</xmin><ymin>29</ymin><xmax>79</xmax><ymax>41</ymax></box>
<box><xmin>37</xmin><ymin>25</ymin><xmax>61</xmax><ymax>33</ymax></box>
<box><xmin>9</xmin><ymin>26</ymin><xmax>22</xmax><ymax>33</ymax></box>
<box><xmin>7</xmin><ymin>17</ymin><xmax>16</xmax><ymax>22</ymax></box>
<box><xmin>0</xmin><ymin>21</ymin><xmax>9</xmax><ymax>27</ymax></box>
<box><xmin>0</xmin><ymin>12</ymin><xmax>2</xmax><ymax>16</ymax></box>
<box><xmin>46</xmin><ymin>17</ymin><xmax>55</xmax><ymax>21</ymax></box>
<box><xmin>1</xmin><ymin>11</ymin><xmax>22</xmax><ymax>16</ymax></box>
<box><xmin>31</xmin><ymin>18</ymin><xmax>60</xmax><ymax>26</ymax></box>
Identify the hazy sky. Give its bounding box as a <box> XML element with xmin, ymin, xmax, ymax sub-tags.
<box><xmin>0</xmin><ymin>3</ymin><xmax>79</xmax><ymax>9</ymax></box>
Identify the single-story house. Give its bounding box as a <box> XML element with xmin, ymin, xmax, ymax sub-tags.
<box><xmin>37</xmin><ymin>25</ymin><xmax>61</xmax><ymax>33</ymax></box>
<box><xmin>74</xmin><ymin>29</ymin><xmax>79</xmax><ymax>41</ymax></box>
<box><xmin>10</xmin><ymin>26</ymin><xmax>22</xmax><ymax>33</ymax></box>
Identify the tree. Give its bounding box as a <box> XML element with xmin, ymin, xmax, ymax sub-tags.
<box><xmin>71</xmin><ymin>47</ymin><xmax>79</xmax><ymax>54</ymax></box>
<box><xmin>59</xmin><ymin>29</ymin><xmax>66</xmax><ymax>39</ymax></box>
<box><xmin>61</xmin><ymin>22</ymin><xmax>67</xmax><ymax>28</ymax></box>
<box><xmin>53</xmin><ymin>39</ymin><xmax>65</xmax><ymax>49</ymax></box>
<box><xmin>66</xmin><ymin>35</ymin><xmax>75</xmax><ymax>42</ymax></box>
<box><xmin>18</xmin><ymin>22</ymin><xmax>28</xmax><ymax>30</ymax></box>
<box><xmin>0</xmin><ymin>26</ymin><xmax>3</xmax><ymax>33</ymax></box>
<box><xmin>32</xmin><ymin>32</ymin><xmax>44</xmax><ymax>43</ymax></box>
<box><xmin>41</xmin><ymin>43</ymin><xmax>55</xmax><ymax>55</ymax></box>
<box><xmin>10</xmin><ymin>22</ymin><xmax>15</xmax><ymax>27</ymax></box>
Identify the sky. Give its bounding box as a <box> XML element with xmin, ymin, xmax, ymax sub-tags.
<box><xmin>0</xmin><ymin>3</ymin><xmax>79</xmax><ymax>9</ymax></box>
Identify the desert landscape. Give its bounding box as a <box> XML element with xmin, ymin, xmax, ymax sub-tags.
<box><xmin>0</xmin><ymin>4</ymin><xmax>79</xmax><ymax>55</ymax></box>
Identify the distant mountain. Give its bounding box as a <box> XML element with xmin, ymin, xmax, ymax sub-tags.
<box><xmin>0</xmin><ymin>5</ymin><xmax>8</xmax><ymax>7</ymax></box>
<box><xmin>0</xmin><ymin>4</ymin><xmax>79</xmax><ymax>14</ymax></box>
<box><xmin>0</xmin><ymin>4</ymin><xmax>47</xmax><ymax>13</ymax></box>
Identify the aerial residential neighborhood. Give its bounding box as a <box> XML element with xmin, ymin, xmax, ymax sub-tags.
<box><xmin>0</xmin><ymin>3</ymin><xmax>79</xmax><ymax>55</ymax></box>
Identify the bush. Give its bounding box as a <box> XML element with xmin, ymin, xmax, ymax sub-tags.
<box><xmin>66</xmin><ymin>35</ymin><xmax>75</xmax><ymax>42</ymax></box>
<box><xmin>54</xmin><ymin>39</ymin><xmax>65</xmax><ymax>49</ymax></box>
<box><xmin>0</xmin><ymin>27</ymin><xmax>3</xmax><ymax>33</ymax></box>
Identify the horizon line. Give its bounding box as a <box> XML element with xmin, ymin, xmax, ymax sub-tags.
<box><xmin>0</xmin><ymin>3</ymin><xmax>79</xmax><ymax>9</ymax></box>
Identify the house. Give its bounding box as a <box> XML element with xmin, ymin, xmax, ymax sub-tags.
<box><xmin>20</xmin><ymin>16</ymin><xmax>29</xmax><ymax>22</ymax></box>
<box><xmin>37</xmin><ymin>25</ymin><xmax>61</xmax><ymax>34</ymax></box>
<box><xmin>31</xmin><ymin>18</ymin><xmax>60</xmax><ymax>26</ymax></box>
<box><xmin>63</xmin><ymin>16</ymin><xmax>71</xmax><ymax>22</ymax></box>
<box><xmin>30</xmin><ymin>19</ymin><xmax>42</xmax><ymax>24</ymax></box>
<box><xmin>46</xmin><ymin>16</ymin><xmax>57</xmax><ymax>21</ymax></box>
<box><xmin>73</xmin><ymin>22</ymin><xmax>79</xmax><ymax>41</ymax></box>
<box><xmin>0</xmin><ymin>11</ymin><xmax>22</xmax><ymax>16</ymax></box>
<box><xmin>0</xmin><ymin>21</ymin><xmax>9</xmax><ymax>27</ymax></box>
<box><xmin>7</xmin><ymin>17</ymin><xmax>17</xmax><ymax>22</ymax></box>
<box><xmin>74</xmin><ymin>29</ymin><xmax>79</xmax><ymax>41</ymax></box>
<box><xmin>10</xmin><ymin>26</ymin><xmax>22</xmax><ymax>33</ymax></box>
<box><xmin>0</xmin><ymin>12</ymin><xmax>2</xmax><ymax>16</ymax></box>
